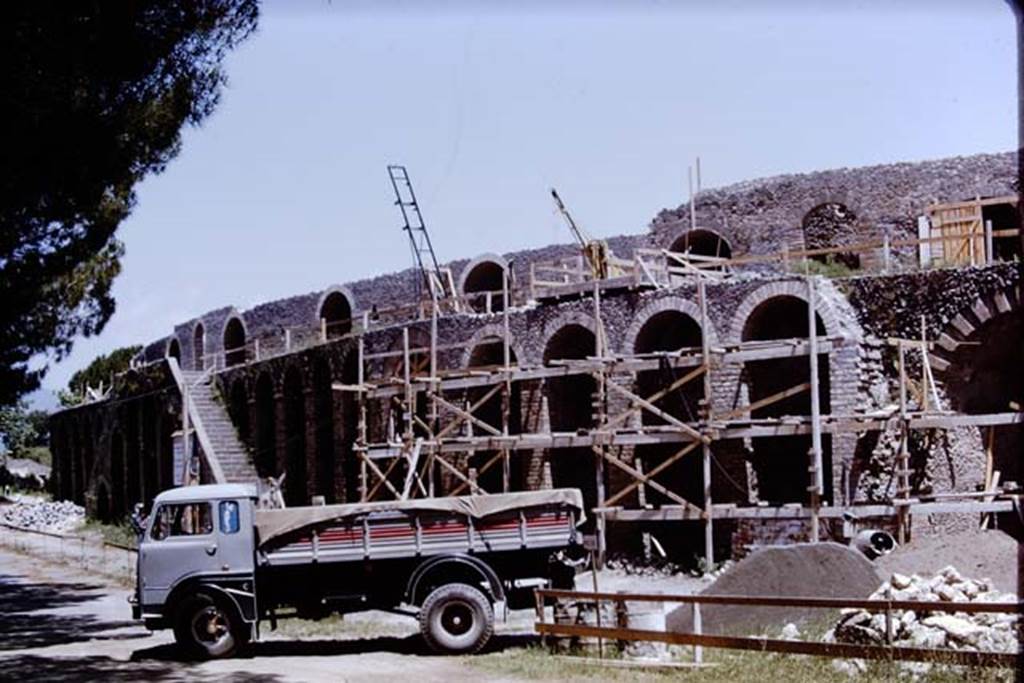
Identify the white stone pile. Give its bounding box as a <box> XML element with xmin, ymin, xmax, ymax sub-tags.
<box><xmin>823</xmin><ymin>566</ymin><xmax>1019</xmax><ymax>674</ymax></box>
<box><xmin>0</xmin><ymin>499</ymin><xmax>85</xmax><ymax>533</ymax></box>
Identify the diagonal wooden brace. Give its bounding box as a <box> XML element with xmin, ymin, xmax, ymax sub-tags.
<box><xmin>603</xmin><ymin>440</ymin><xmax>701</xmax><ymax>508</ymax></box>
<box><xmin>603</xmin><ymin>364</ymin><xmax>707</xmax><ymax>431</ymax></box>
<box><xmin>592</xmin><ymin>445</ymin><xmax>705</xmax><ymax>518</ymax></box>
<box><xmin>602</xmin><ymin>378</ymin><xmax>708</xmax><ymax>443</ymax></box>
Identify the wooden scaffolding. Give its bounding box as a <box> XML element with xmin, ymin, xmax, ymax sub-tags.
<box><xmin>333</xmin><ymin>267</ymin><xmax>1022</xmax><ymax>568</ymax></box>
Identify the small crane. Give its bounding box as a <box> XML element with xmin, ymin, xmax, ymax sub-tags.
<box><xmin>550</xmin><ymin>187</ymin><xmax>613</xmax><ymax>280</ymax></box>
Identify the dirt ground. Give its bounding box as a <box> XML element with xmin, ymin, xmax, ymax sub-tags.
<box><xmin>875</xmin><ymin>528</ymin><xmax>1021</xmax><ymax>594</ymax></box>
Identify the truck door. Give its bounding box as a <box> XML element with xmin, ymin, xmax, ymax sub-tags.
<box><xmin>140</xmin><ymin>500</ymin><xmax>220</xmax><ymax>607</ymax></box>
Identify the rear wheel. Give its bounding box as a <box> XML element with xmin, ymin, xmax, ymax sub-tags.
<box><xmin>418</xmin><ymin>583</ymin><xmax>494</xmax><ymax>654</ymax></box>
<box><xmin>173</xmin><ymin>593</ymin><xmax>246</xmax><ymax>659</ymax></box>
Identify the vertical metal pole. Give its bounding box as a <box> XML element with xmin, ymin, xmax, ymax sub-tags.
<box><xmin>985</xmin><ymin>219</ymin><xmax>995</xmax><ymax>265</ymax></box>
<box><xmin>182</xmin><ymin>381</ymin><xmax>191</xmax><ymax>486</ymax></box>
<box><xmin>692</xmin><ymin>602</ymin><xmax>703</xmax><ymax>665</ymax></box>
<box><xmin>698</xmin><ymin>277</ymin><xmax>714</xmax><ymax>570</ymax></box>
<box><xmin>807</xmin><ymin>277</ymin><xmax>824</xmax><ymax>542</ymax></box>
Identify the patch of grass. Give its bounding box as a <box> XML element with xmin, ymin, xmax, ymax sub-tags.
<box><xmin>793</xmin><ymin>256</ymin><xmax>859</xmax><ymax>279</ymax></box>
<box><xmin>80</xmin><ymin>517</ymin><xmax>139</xmax><ymax>549</ymax></box>
<box><xmin>269</xmin><ymin>612</ymin><xmax>418</xmax><ymax>640</ymax></box>
<box><xmin>470</xmin><ymin>645</ymin><xmax>1014</xmax><ymax>682</ymax></box>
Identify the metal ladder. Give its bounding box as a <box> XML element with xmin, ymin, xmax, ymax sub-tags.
<box><xmin>387</xmin><ymin>165</ymin><xmax>457</xmax><ymax>306</ymax></box>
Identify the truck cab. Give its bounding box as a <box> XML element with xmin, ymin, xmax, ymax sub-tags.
<box><xmin>136</xmin><ymin>484</ymin><xmax>259</xmax><ymax>657</ymax></box>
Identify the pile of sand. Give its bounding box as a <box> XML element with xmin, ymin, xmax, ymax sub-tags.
<box><xmin>875</xmin><ymin>528</ymin><xmax>1020</xmax><ymax>594</ymax></box>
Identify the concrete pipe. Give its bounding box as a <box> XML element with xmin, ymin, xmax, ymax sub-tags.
<box><xmin>851</xmin><ymin>529</ymin><xmax>897</xmax><ymax>560</ymax></box>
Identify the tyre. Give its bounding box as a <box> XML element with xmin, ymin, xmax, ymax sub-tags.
<box><xmin>173</xmin><ymin>593</ymin><xmax>246</xmax><ymax>659</ymax></box>
<box><xmin>418</xmin><ymin>583</ymin><xmax>494</xmax><ymax>655</ymax></box>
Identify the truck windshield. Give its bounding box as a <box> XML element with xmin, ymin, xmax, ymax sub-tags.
<box><xmin>150</xmin><ymin>502</ymin><xmax>213</xmax><ymax>541</ymax></box>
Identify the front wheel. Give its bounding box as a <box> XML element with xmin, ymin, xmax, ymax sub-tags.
<box><xmin>418</xmin><ymin>583</ymin><xmax>494</xmax><ymax>654</ymax></box>
<box><xmin>173</xmin><ymin>593</ymin><xmax>246</xmax><ymax>659</ymax></box>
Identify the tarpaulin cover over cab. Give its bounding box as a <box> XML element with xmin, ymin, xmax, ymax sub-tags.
<box><xmin>254</xmin><ymin>488</ymin><xmax>585</xmax><ymax>548</ymax></box>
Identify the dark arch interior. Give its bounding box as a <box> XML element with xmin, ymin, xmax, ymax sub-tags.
<box><xmin>224</xmin><ymin>318</ymin><xmax>246</xmax><ymax>367</ymax></box>
<box><xmin>634</xmin><ymin>311</ymin><xmax>704</xmax><ymax>510</ymax></box>
<box><xmin>544</xmin><ymin>324</ymin><xmax>599</xmax><ymax>528</ymax></box>
<box><xmin>254</xmin><ymin>373</ymin><xmax>277</xmax><ymax>478</ymax></box>
<box><xmin>95</xmin><ymin>482</ymin><xmax>110</xmax><ymax>522</ymax></box>
<box><xmin>463</xmin><ymin>261</ymin><xmax>506</xmax><ymax>312</ymax></box>
<box><xmin>742</xmin><ymin>295</ymin><xmax>831</xmax><ymax>504</ymax></box>
<box><xmin>167</xmin><ymin>339</ymin><xmax>181</xmax><ymax>364</ymax></box>
<box><xmin>124</xmin><ymin>412</ymin><xmax>139</xmax><ymax>507</ymax></box>
<box><xmin>283</xmin><ymin>368</ymin><xmax>307</xmax><ymax>506</ymax></box>
<box><xmin>982</xmin><ymin>202</ymin><xmax>1023</xmax><ymax>262</ymax></box>
<box><xmin>467</xmin><ymin>338</ymin><xmax>521</xmax><ymax>493</ymax></box>
<box><xmin>141</xmin><ymin>399</ymin><xmax>157</xmax><ymax>502</ymax></box>
<box><xmin>944</xmin><ymin>312</ymin><xmax>1023</xmax><ymax>533</ymax></box>
<box><xmin>313</xmin><ymin>359</ymin><xmax>337</xmax><ymax>503</ymax></box>
<box><xmin>670</xmin><ymin>229</ymin><xmax>733</xmax><ymax>261</ymax></box>
<box><xmin>229</xmin><ymin>380</ymin><xmax>251</xmax><ymax>449</ymax></box>
<box><xmin>110</xmin><ymin>431</ymin><xmax>125</xmax><ymax>518</ymax></box>
<box><xmin>59</xmin><ymin>428</ymin><xmax>72</xmax><ymax>500</ymax></box>
<box><xmin>802</xmin><ymin>203</ymin><xmax>860</xmax><ymax>270</ymax></box>
<box><xmin>193</xmin><ymin>324</ymin><xmax>205</xmax><ymax>371</ymax></box>
<box><xmin>320</xmin><ymin>292</ymin><xmax>352</xmax><ymax>339</ymax></box>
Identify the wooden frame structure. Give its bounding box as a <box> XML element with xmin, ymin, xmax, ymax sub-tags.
<box><xmin>332</xmin><ymin>259</ymin><xmax>1022</xmax><ymax>568</ymax></box>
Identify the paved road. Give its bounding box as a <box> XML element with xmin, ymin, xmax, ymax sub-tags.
<box><xmin>0</xmin><ymin>546</ymin><xmax>529</xmax><ymax>682</ymax></box>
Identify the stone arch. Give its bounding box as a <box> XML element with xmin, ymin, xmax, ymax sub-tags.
<box><xmin>729</xmin><ymin>280</ymin><xmax>845</xmax><ymax>343</ymax></box>
<box><xmin>283</xmin><ymin>365</ymin><xmax>308</xmax><ymax>506</ymax></box>
<box><xmin>228</xmin><ymin>378</ymin><xmax>251</xmax><ymax>448</ymax></box>
<box><xmin>223</xmin><ymin>315</ymin><xmax>247</xmax><ymax>367</ymax></box>
<box><xmin>801</xmin><ymin>202</ymin><xmax>861</xmax><ymax>269</ymax></box>
<box><xmin>630</xmin><ymin>305</ymin><xmax>706</xmax><ymax>510</ymax></box>
<box><xmin>668</xmin><ymin>228</ymin><xmax>733</xmax><ymax>261</ymax></box>
<box><xmin>253</xmin><ymin>372</ymin><xmax>278</xmax><ymax>478</ymax></box>
<box><xmin>193</xmin><ymin>322</ymin><xmax>206</xmax><ymax>371</ymax></box>
<box><xmin>312</xmin><ymin>357</ymin><xmax>337</xmax><ymax>503</ymax></box>
<box><xmin>458</xmin><ymin>253</ymin><xmax>509</xmax><ymax>313</ymax></box>
<box><xmin>166</xmin><ymin>338</ymin><xmax>182</xmax><ymax>364</ymax></box>
<box><xmin>317</xmin><ymin>286</ymin><xmax>355</xmax><ymax>339</ymax></box>
<box><xmin>109</xmin><ymin>429</ymin><xmax>125</xmax><ymax>518</ymax></box>
<box><xmin>463</xmin><ymin>334</ymin><xmax>523</xmax><ymax>493</ymax></box>
<box><xmin>739</xmin><ymin>292</ymin><xmax>832</xmax><ymax>505</ymax></box>
<box><xmin>459</xmin><ymin>324</ymin><xmax>526</xmax><ymax>370</ymax></box>
<box><xmin>625</xmin><ymin>296</ymin><xmax>718</xmax><ymax>352</ymax></box>
<box><xmin>930</xmin><ymin>287</ymin><xmax>1022</xmax><ymax>506</ymax></box>
<box><xmin>543</xmin><ymin>319</ymin><xmax>599</xmax><ymax>528</ymax></box>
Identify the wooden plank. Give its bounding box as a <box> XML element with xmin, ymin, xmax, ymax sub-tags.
<box><xmin>534</xmin><ymin>622</ymin><xmax>1016</xmax><ymax>668</ymax></box>
<box><xmin>600</xmin><ymin>499</ymin><xmax>1014</xmax><ymax>521</ymax></box>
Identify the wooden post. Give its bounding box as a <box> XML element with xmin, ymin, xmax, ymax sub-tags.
<box><xmin>698</xmin><ymin>277</ymin><xmax>714</xmax><ymax>570</ymax></box>
<box><xmin>357</xmin><ymin>336</ymin><xmax>368</xmax><ymax>502</ymax></box>
<box><xmin>692</xmin><ymin>602</ymin><xmax>703</xmax><ymax>664</ymax></box>
<box><xmin>984</xmin><ymin>219</ymin><xmax>994</xmax><ymax>265</ymax></box>
<box><xmin>321</xmin><ymin>317</ymin><xmax>327</xmax><ymax>342</ymax></box>
<box><xmin>920</xmin><ymin>316</ymin><xmax>929</xmax><ymax>413</ymax></box>
<box><xmin>896</xmin><ymin>342</ymin><xmax>909</xmax><ymax>543</ymax></box>
<box><xmin>181</xmin><ymin>380</ymin><xmax>191</xmax><ymax>486</ymax></box>
<box><xmin>593</xmin><ymin>278</ymin><xmax>607</xmax><ymax>567</ymax></box>
<box><xmin>403</xmin><ymin>327</ymin><xmax>413</xmax><ymax>444</ymax></box>
<box><xmin>807</xmin><ymin>276</ymin><xmax>824</xmax><ymax>542</ymax></box>
<box><xmin>254</xmin><ymin>338</ymin><xmax>260</xmax><ymax>362</ymax></box>
<box><xmin>285</xmin><ymin>328</ymin><xmax>291</xmax><ymax>352</ymax></box>
<box><xmin>882</xmin><ymin>230</ymin><xmax>891</xmax><ymax>274</ymax></box>
<box><xmin>429</xmin><ymin>296</ymin><xmax>439</xmax><ymax>497</ymax></box>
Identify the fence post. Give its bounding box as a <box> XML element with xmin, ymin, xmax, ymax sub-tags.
<box><xmin>984</xmin><ymin>219</ymin><xmax>994</xmax><ymax>265</ymax></box>
<box><xmin>692</xmin><ymin>601</ymin><xmax>703</xmax><ymax>664</ymax></box>
<box><xmin>882</xmin><ymin>231</ymin><xmax>891</xmax><ymax>274</ymax></box>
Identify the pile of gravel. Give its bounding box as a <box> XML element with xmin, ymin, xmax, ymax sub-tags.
<box><xmin>0</xmin><ymin>499</ymin><xmax>85</xmax><ymax>533</ymax></box>
<box><xmin>824</xmin><ymin>567</ymin><xmax>1020</xmax><ymax>675</ymax></box>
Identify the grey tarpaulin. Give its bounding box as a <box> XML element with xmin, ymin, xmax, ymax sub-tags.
<box><xmin>255</xmin><ymin>488</ymin><xmax>584</xmax><ymax>548</ymax></box>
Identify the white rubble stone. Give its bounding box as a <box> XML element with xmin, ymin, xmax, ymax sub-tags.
<box><xmin>780</xmin><ymin>623</ymin><xmax>801</xmax><ymax>641</ymax></box>
<box><xmin>922</xmin><ymin>615</ymin><xmax>984</xmax><ymax>645</ymax></box>
<box><xmin>890</xmin><ymin>573</ymin><xmax>912</xmax><ymax>590</ymax></box>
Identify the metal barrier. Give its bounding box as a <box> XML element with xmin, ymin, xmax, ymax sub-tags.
<box><xmin>0</xmin><ymin>521</ymin><xmax>137</xmax><ymax>586</ymax></box>
<box><xmin>534</xmin><ymin>588</ymin><xmax>1020</xmax><ymax>669</ymax></box>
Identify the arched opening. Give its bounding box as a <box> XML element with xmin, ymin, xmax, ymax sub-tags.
<box><xmin>462</xmin><ymin>261</ymin><xmax>506</xmax><ymax>313</ymax></box>
<box><xmin>670</xmin><ymin>229</ymin><xmax>733</xmax><ymax>263</ymax></box>
<box><xmin>110</xmin><ymin>431</ymin><xmax>125</xmax><ymax>518</ymax></box>
<box><xmin>141</xmin><ymin>398</ymin><xmax>158</xmax><ymax>503</ymax></box>
<box><xmin>229</xmin><ymin>380</ymin><xmax>251</xmax><ymax>448</ymax></box>
<box><xmin>223</xmin><ymin>317</ymin><xmax>246</xmax><ymax>367</ymax></box>
<box><xmin>544</xmin><ymin>324</ymin><xmax>599</xmax><ymax>528</ymax></box>
<box><xmin>95</xmin><ymin>482</ymin><xmax>110</xmax><ymax>522</ymax></box>
<box><xmin>313</xmin><ymin>359</ymin><xmax>337</xmax><ymax>503</ymax></box>
<box><xmin>466</xmin><ymin>337</ymin><xmax>521</xmax><ymax>493</ymax></box>
<box><xmin>70</xmin><ymin>427</ymin><xmax>83</xmax><ymax>505</ymax></box>
<box><xmin>802</xmin><ymin>203</ymin><xmax>861</xmax><ymax>270</ymax></box>
<box><xmin>193</xmin><ymin>323</ymin><xmax>206</xmax><ymax>371</ymax></box>
<box><xmin>124</xmin><ymin>411</ymin><xmax>140</xmax><ymax>507</ymax></box>
<box><xmin>943</xmin><ymin>311</ymin><xmax>1023</xmax><ymax>533</ymax></box>
<box><xmin>58</xmin><ymin>427</ymin><xmax>72</xmax><ymax>501</ymax></box>
<box><xmin>283</xmin><ymin>367</ymin><xmax>308</xmax><ymax>506</ymax></box>
<box><xmin>320</xmin><ymin>291</ymin><xmax>352</xmax><ymax>339</ymax></box>
<box><xmin>340</xmin><ymin>353</ymin><xmax>360</xmax><ymax>503</ymax></box>
<box><xmin>634</xmin><ymin>311</ymin><xmax>704</xmax><ymax>508</ymax></box>
<box><xmin>166</xmin><ymin>338</ymin><xmax>182</xmax><ymax>364</ymax></box>
<box><xmin>254</xmin><ymin>373</ymin><xmax>277</xmax><ymax>478</ymax></box>
<box><xmin>742</xmin><ymin>296</ymin><xmax>831</xmax><ymax>504</ymax></box>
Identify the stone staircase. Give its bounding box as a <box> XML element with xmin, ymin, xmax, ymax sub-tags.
<box><xmin>181</xmin><ymin>370</ymin><xmax>257</xmax><ymax>483</ymax></box>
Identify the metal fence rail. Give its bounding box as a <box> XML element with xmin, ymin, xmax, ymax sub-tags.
<box><xmin>534</xmin><ymin>588</ymin><xmax>1021</xmax><ymax>669</ymax></box>
<box><xmin>0</xmin><ymin>521</ymin><xmax>137</xmax><ymax>585</ymax></box>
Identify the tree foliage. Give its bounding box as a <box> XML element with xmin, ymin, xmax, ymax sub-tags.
<box><xmin>59</xmin><ymin>345</ymin><xmax>143</xmax><ymax>407</ymax></box>
<box><xmin>0</xmin><ymin>402</ymin><xmax>50</xmax><ymax>458</ymax></box>
<box><xmin>0</xmin><ymin>1</ymin><xmax>258</xmax><ymax>408</ymax></box>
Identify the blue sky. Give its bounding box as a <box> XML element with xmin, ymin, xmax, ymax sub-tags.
<box><xmin>31</xmin><ymin>0</ymin><xmax>1017</xmax><ymax>409</ymax></box>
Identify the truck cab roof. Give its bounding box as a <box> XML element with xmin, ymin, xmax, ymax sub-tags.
<box><xmin>153</xmin><ymin>483</ymin><xmax>257</xmax><ymax>505</ymax></box>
